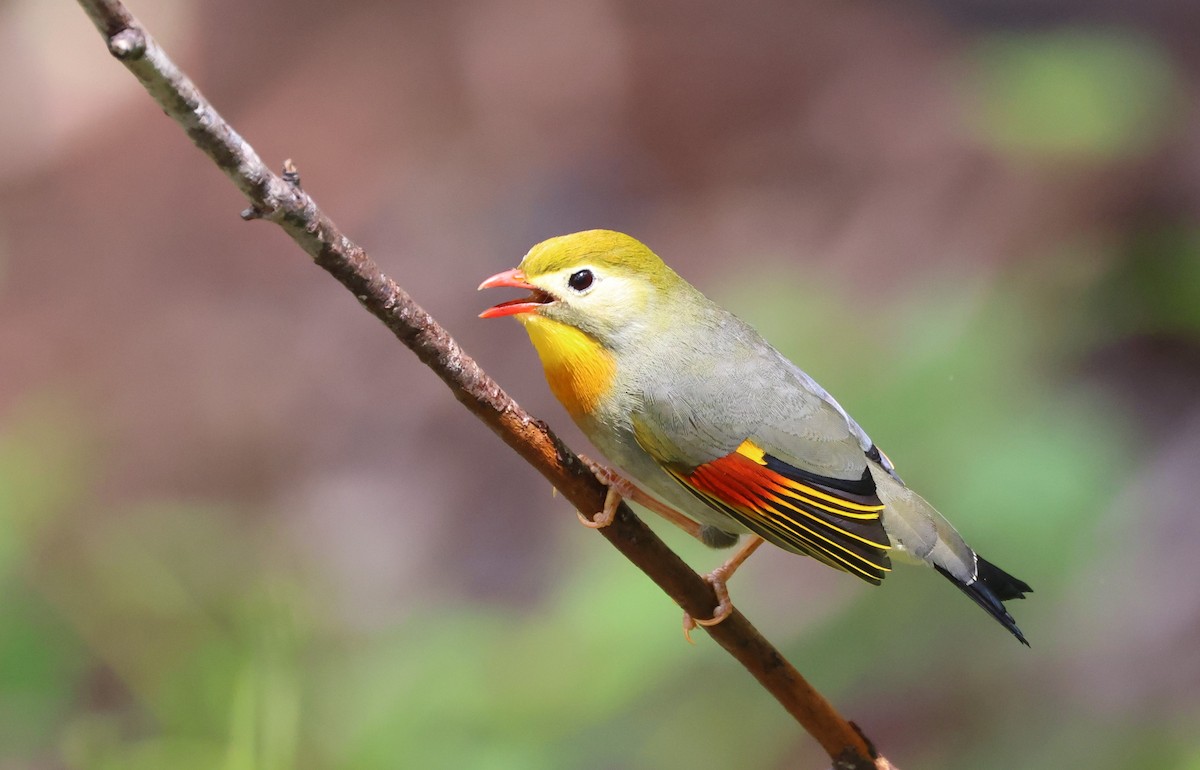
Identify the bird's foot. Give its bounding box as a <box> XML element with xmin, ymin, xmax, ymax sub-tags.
<box><xmin>577</xmin><ymin>485</ymin><xmax>622</xmax><ymax>530</ymax></box>
<box><xmin>576</xmin><ymin>456</ymin><xmax>645</xmax><ymax>529</ymax></box>
<box><xmin>578</xmin><ymin>456</ymin><xmax>710</xmax><ymax>543</ymax></box>
<box><xmin>680</xmin><ymin>536</ymin><xmax>764</xmax><ymax>643</ymax></box>
<box><xmin>682</xmin><ymin>567</ymin><xmax>735</xmax><ymax>643</ymax></box>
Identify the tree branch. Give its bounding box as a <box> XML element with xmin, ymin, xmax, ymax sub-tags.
<box><xmin>74</xmin><ymin>1</ymin><xmax>893</xmax><ymax>767</ymax></box>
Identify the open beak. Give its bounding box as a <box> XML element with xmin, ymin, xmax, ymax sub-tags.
<box><xmin>477</xmin><ymin>268</ymin><xmax>553</xmax><ymax>318</ymax></box>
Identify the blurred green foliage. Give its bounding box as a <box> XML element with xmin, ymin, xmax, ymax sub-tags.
<box><xmin>967</xmin><ymin>28</ymin><xmax>1178</xmax><ymax>159</ymax></box>
<box><xmin>1093</xmin><ymin>227</ymin><xmax>1200</xmax><ymax>336</ymax></box>
<box><xmin>0</xmin><ymin>401</ymin><xmax>90</xmax><ymax>755</ymax></box>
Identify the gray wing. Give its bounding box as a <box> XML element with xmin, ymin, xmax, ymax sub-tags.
<box><xmin>632</xmin><ymin>312</ymin><xmax>882</xmax><ymax>480</ymax></box>
<box><xmin>628</xmin><ymin>315</ymin><xmax>894</xmax><ymax>581</ymax></box>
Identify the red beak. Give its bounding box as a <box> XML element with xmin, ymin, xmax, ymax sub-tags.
<box><xmin>477</xmin><ymin>268</ymin><xmax>549</xmax><ymax>318</ymax></box>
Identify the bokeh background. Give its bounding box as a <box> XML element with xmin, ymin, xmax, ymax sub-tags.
<box><xmin>3</xmin><ymin>0</ymin><xmax>1200</xmax><ymax>768</ymax></box>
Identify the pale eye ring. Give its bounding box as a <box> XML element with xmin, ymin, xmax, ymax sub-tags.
<box><xmin>568</xmin><ymin>269</ymin><xmax>594</xmax><ymax>292</ymax></box>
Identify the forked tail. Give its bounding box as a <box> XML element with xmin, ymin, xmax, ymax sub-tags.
<box><xmin>935</xmin><ymin>556</ymin><xmax>1033</xmax><ymax>646</ymax></box>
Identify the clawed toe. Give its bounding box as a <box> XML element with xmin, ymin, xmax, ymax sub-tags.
<box><xmin>682</xmin><ymin>571</ymin><xmax>735</xmax><ymax>643</ymax></box>
<box><xmin>578</xmin><ymin>486</ymin><xmax>621</xmax><ymax>529</ymax></box>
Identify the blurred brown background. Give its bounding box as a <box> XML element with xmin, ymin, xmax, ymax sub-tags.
<box><xmin>2</xmin><ymin>0</ymin><xmax>1200</xmax><ymax>768</ymax></box>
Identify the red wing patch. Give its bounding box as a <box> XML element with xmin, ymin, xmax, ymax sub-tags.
<box><xmin>669</xmin><ymin>440</ymin><xmax>892</xmax><ymax>583</ymax></box>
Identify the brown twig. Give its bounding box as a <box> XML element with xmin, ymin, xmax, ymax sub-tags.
<box><xmin>73</xmin><ymin>1</ymin><xmax>892</xmax><ymax>766</ymax></box>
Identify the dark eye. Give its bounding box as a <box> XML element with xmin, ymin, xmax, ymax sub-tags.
<box><xmin>568</xmin><ymin>269</ymin><xmax>594</xmax><ymax>292</ymax></box>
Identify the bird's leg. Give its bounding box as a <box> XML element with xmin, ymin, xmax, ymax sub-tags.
<box><xmin>683</xmin><ymin>536</ymin><xmax>765</xmax><ymax>642</ymax></box>
<box><xmin>576</xmin><ymin>457</ymin><xmax>764</xmax><ymax>643</ymax></box>
<box><xmin>577</xmin><ymin>457</ymin><xmax>707</xmax><ymax>540</ymax></box>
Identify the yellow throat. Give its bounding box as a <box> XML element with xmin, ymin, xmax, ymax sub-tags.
<box><xmin>518</xmin><ymin>315</ymin><xmax>616</xmax><ymax>417</ymax></box>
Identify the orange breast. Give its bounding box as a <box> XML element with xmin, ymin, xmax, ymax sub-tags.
<box><xmin>519</xmin><ymin>315</ymin><xmax>616</xmax><ymax>417</ymax></box>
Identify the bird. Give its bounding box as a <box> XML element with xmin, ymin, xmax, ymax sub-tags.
<box><xmin>478</xmin><ymin>229</ymin><xmax>1031</xmax><ymax>645</ymax></box>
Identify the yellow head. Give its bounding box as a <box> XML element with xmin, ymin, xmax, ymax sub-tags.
<box><xmin>478</xmin><ymin>229</ymin><xmax>689</xmax><ymax>416</ymax></box>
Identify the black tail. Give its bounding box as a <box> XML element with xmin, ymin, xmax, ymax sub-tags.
<box><xmin>935</xmin><ymin>557</ymin><xmax>1032</xmax><ymax>646</ymax></box>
